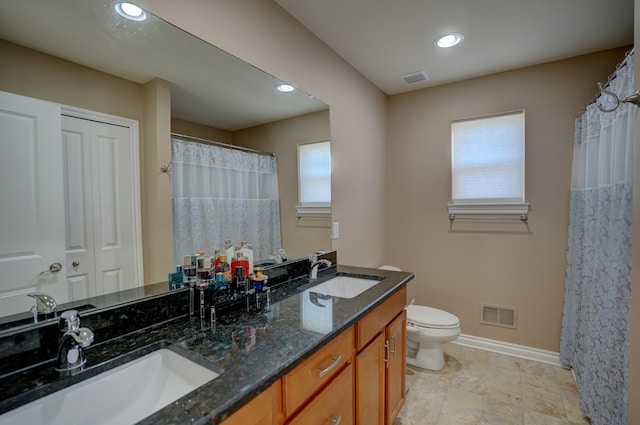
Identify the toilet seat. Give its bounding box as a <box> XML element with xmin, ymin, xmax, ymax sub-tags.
<box><xmin>406</xmin><ymin>305</ymin><xmax>460</xmax><ymax>329</ymax></box>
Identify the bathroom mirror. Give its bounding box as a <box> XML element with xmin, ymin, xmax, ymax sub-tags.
<box><xmin>0</xmin><ymin>0</ymin><xmax>331</xmax><ymax>328</ymax></box>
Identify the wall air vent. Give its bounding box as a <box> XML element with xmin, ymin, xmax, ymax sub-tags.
<box><xmin>481</xmin><ymin>303</ymin><xmax>517</xmax><ymax>329</ymax></box>
<box><xmin>400</xmin><ymin>70</ymin><xmax>429</xmax><ymax>85</ymax></box>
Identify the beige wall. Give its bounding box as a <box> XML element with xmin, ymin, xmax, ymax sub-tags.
<box><xmin>137</xmin><ymin>0</ymin><xmax>389</xmax><ymax>268</ymax></box>
<box><xmin>142</xmin><ymin>78</ymin><xmax>172</xmax><ymax>283</ymax></box>
<box><xmin>234</xmin><ymin>110</ymin><xmax>332</xmax><ymax>260</ymax></box>
<box><xmin>171</xmin><ymin>117</ymin><xmax>233</xmax><ymax>144</ymax></box>
<box><xmin>0</xmin><ymin>39</ymin><xmax>143</xmax><ymax>121</ymax></box>
<box><xmin>387</xmin><ymin>48</ymin><xmax>629</xmax><ymax>351</ymax></box>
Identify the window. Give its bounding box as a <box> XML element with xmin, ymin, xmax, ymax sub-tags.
<box><xmin>448</xmin><ymin>110</ymin><xmax>528</xmax><ymax>216</ymax></box>
<box><xmin>297</xmin><ymin>140</ymin><xmax>331</xmax><ymax>216</ymax></box>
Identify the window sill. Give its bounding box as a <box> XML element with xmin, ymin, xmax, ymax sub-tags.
<box><xmin>296</xmin><ymin>205</ymin><xmax>332</xmax><ymax>217</ymax></box>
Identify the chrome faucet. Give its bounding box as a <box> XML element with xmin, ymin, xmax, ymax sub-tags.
<box><xmin>309</xmin><ymin>253</ymin><xmax>332</xmax><ymax>282</ymax></box>
<box><xmin>27</xmin><ymin>292</ymin><xmax>57</xmax><ymax>322</ymax></box>
<box><xmin>55</xmin><ymin>310</ymin><xmax>94</xmax><ymax>373</ymax></box>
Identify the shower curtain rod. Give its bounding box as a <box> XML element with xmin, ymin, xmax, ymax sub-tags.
<box><xmin>170</xmin><ymin>132</ymin><xmax>275</xmax><ymax>157</ymax></box>
<box><xmin>160</xmin><ymin>133</ymin><xmax>275</xmax><ymax>173</ymax></box>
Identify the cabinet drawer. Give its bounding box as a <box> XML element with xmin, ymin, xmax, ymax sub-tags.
<box><xmin>356</xmin><ymin>286</ymin><xmax>406</xmax><ymax>351</ymax></box>
<box><xmin>283</xmin><ymin>326</ymin><xmax>354</xmax><ymax>416</ymax></box>
<box><xmin>288</xmin><ymin>363</ymin><xmax>354</xmax><ymax>425</ymax></box>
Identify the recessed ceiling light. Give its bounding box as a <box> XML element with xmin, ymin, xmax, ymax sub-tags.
<box><xmin>435</xmin><ymin>32</ymin><xmax>464</xmax><ymax>48</ymax></box>
<box><xmin>276</xmin><ymin>84</ymin><xmax>295</xmax><ymax>93</ymax></box>
<box><xmin>115</xmin><ymin>2</ymin><xmax>147</xmax><ymax>21</ymax></box>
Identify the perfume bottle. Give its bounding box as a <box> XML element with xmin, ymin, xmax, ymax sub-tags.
<box><xmin>183</xmin><ymin>254</ymin><xmax>197</xmax><ymax>286</ymax></box>
<box><xmin>252</xmin><ymin>267</ymin><xmax>268</xmax><ymax>292</ymax></box>
<box><xmin>216</xmin><ymin>253</ymin><xmax>231</xmax><ymax>288</ymax></box>
<box><xmin>231</xmin><ymin>252</ymin><xmax>250</xmax><ymax>278</ymax></box>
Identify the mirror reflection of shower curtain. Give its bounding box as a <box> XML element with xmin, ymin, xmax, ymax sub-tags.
<box><xmin>171</xmin><ymin>138</ymin><xmax>282</xmax><ymax>265</ymax></box>
<box><xmin>560</xmin><ymin>50</ymin><xmax>635</xmax><ymax>425</ymax></box>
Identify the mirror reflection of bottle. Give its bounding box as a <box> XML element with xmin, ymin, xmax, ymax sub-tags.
<box><xmin>232</xmin><ymin>266</ymin><xmax>245</xmax><ymax>299</ymax></box>
<box><xmin>197</xmin><ymin>282</ymin><xmax>209</xmax><ymax>320</ymax></box>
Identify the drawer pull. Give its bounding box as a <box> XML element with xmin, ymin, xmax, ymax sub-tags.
<box><xmin>329</xmin><ymin>415</ymin><xmax>342</xmax><ymax>425</ymax></box>
<box><xmin>318</xmin><ymin>355</ymin><xmax>342</xmax><ymax>378</ymax></box>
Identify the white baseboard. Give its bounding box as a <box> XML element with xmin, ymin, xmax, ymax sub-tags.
<box><xmin>452</xmin><ymin>333</ymin><xmax>563</xmax><ymax>367</ymax></box>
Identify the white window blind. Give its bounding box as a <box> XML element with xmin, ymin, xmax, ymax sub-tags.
<box><xmin>449</xmin><ymin>110</ymin><xmax>528</xmax><ymax>216</ymax></box>
<box><xmin>297</xmin><ymin>140</ymin><xmax>331</xmax><ymax>215</ymax></box>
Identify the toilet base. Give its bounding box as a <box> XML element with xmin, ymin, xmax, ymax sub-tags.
<box><xmin>406</xmin><ymin>341</ymin><xmax>446</xmax><ymax>371</ymax></box>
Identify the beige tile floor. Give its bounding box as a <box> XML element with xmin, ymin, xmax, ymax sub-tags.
<box><xmin>394</xmin><ymin>343</ymin><xmax>591</xmax><ymax>425</ymax></box>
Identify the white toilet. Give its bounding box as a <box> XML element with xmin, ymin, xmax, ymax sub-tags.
<box><xmin>405</xmin><ymin>305</ymin><xmax>460</xmax><ymax>371</ymax></box>
<box><xmin>378</xmin><ymin>265</ymin><xmax>461</xmax><ymax>371</ymax></box>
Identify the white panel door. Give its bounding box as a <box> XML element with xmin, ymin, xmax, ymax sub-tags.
<box><xmin>62</xmin><ymin>115</ymin><xmax>139</xmax><ymax>297</ymax></box>
<box><xmin>0</xmin><ymin>91</ymin><xmax>67</xmax><ymax>316</ymax></box>
<box><xmin>62</xmin><ymin>118</ymin><xmax>96</xmax><ymax>300</ymax></box>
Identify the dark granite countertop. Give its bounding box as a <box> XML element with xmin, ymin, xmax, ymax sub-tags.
<box><xmin>0</xmin><ymin>265</ymin><xmax>413</xmax><ymax>425</ymax></box>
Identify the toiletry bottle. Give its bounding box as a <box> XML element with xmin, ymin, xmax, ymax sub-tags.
<box><xmin>224</xmin><ymin>240</ymin><xmax>235</xmax><ymax>265</ymax></box>
<box><xmin>252</xmin><ymin>267</ymin><xmax>267</xmax><ymax>292</ymax></box>
<box><xmin>231</xmin><ymin>252</ymin><xmax>250</xmax><ymax>278</ymax></box>
<box><xmin>168</xmin><ymin>265</ymin><xmax>183</xmax><ymax>290</ymax></box>
<box><xmin>238</xmin><ymin>241</ymin><xmax>254</xmax><ymax>272</ymax></box>
<box><xmin>183</xmin><ymin>254</ymin><xmax>196</xmax><ymax>286</ymax></box>
<box><xmin>213</xmin><ymin>249</ymin><xmax>221</xmax><ymax>270</ymax></box>
<box><xmin>196</xmin><ymin>252</ymin><xmax>211</xmax><ymax>285</ymax></box>
<box><xmin>216</xmin><ymin>253</ymin><xmax>231</xmax><ymax>287</ymax></box>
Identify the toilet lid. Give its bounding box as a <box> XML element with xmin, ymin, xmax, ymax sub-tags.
<box><xmin>406</xmin><ymin>305</ymin><xmax>460</xmax><ymax>329</ymax></box>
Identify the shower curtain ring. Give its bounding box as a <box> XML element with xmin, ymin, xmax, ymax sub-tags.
<box><xmin>597</xmin><ymin>82</ymin><xmax>620</xmax><ymax>113</ymax></box>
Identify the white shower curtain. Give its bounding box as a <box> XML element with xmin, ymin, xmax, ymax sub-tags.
<box><xmin>560</xmin><ymin>51</ymin><xmax>635</xmax><ymax>425</ymax></box>
<box><xmin>171</xmin><ymin>138</ymin><xmax>282</xmax><ymax>265</ymax></box>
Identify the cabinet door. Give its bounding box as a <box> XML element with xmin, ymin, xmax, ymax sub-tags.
<box><xmin>385</xmin><ymin>310</ymin><xmax>406</xmax><ymax>425</ymax></box>
<box><xmin>356</xmin><ymin>332</ymin><xmax>385</xmax><ymax>425</ymax></box>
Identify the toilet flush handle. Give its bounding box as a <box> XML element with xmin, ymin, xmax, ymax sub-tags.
<box><xmin>406</xmin><ymin>323</ymin><xmax>420</xmax><ymax>335</ymax></box>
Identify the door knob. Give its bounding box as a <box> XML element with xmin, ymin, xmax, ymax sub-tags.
<box><xmin>49</xmin><ymin>263</ymin><xmax>62</xmax><ymax>273</ymax></box>
<box><xmin>72</xmin><ymin>261</ymin><xmax>80</xmax><ymax>268</ymax></box>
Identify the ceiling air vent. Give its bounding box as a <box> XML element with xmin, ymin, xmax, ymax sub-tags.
<box><xmin>400</xmin><ymin>70</ymin><xmax>429</xmax><ymax>85</ymax></box>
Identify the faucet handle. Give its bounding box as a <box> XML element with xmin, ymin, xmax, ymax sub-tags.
<box><xmin>60</xmin><ymin>309</ymin><xmax>80</xmax><ymax>331</ymax></box>
<box><xmin>28</xmin><ymin>292</ymin><xmax>57</xmax><ymax>314</ymax></box>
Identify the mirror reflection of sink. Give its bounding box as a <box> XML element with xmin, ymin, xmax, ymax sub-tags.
<box><xmin>308</xmin><ymin>275</ymin><xmax>381</xmax><ymax>299</ymax></box>
<box><xmin>0</xmin><ymin>347</ymin><xmax>220</xmax><ymax>425</ymax></box>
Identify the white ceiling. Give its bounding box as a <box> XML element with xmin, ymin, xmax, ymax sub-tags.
<box><xmin>1</xmin><ymin>0</ymin><xmax>634</xmax><ymax>130</ymax></box>
<box><xmin>275</xmin><ymin>0</ymin><xmax>635</xmax><ymax>95</ymax></box>
<box><xmin>0</xmin><ymin>0</ymin><xmax>327</xmax><ymax>131</ymax></box>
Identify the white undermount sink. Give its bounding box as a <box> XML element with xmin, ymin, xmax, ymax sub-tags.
<box><xmin>308</xmin><ymin>275</ymin><xmax>381</xmax><ymax>299</ymax></box>
<box><xmin>0</xmin><ymin>348</ymin><xmax>219</xmax><ymax>425</ymax></box>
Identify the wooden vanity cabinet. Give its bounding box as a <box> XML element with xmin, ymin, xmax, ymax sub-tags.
<box><xmin>355</xmin><ymin>287</ymin><xmax>407</xmax><ymax>425</ymax></box>
<box><xmin>220</xmin><ymin>285</ymin><xmax>407</xmax><ymax>425</ymax></box>
<box><xmin>219</xmin><ymin>380</ymin><xmax>283</xmax><ymax>425</ymax></box>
